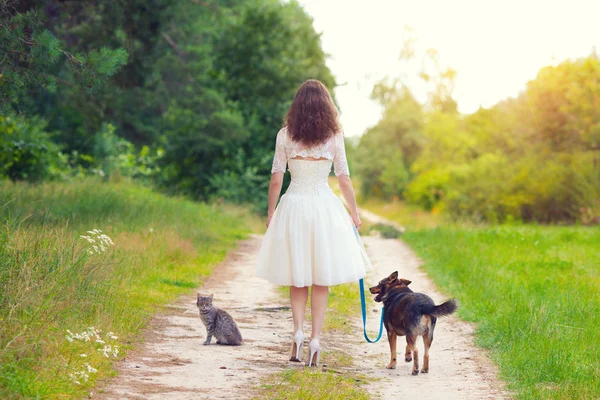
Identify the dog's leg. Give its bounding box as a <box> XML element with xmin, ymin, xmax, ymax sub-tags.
<box><xmin>422</xmin><ymin>329</ymin><xmax>433</xmax><ymax>373</ymax></box>
<box><xmin>407</xmin><ymin>335</ymin><xmax>419</xmax><ymax>375</ymax></box>
<box><xmin>386</xmin><ymin>330</ymin><xmax>397</xmax><ymax>369</ymax></box>
<box><xmin>404</xmin><ymin>344</ymin><xmax>412</xmax><ymax>362</ymax></box>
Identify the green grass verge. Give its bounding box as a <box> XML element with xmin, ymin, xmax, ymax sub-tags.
<box><xmin>0</xmin><ymin>178</ymin><xmax>254</xmax><ymax>399</ymax></box>
<box><xmin>402</xmin><ymin>225</ymin><xmax>600</xmax><ymax>400</ymax></box>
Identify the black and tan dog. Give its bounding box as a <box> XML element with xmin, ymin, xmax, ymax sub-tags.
<box><xmin>369</xmin><ymin>271</ymin><xmax>458</xmax><ymax>375</ymax></box>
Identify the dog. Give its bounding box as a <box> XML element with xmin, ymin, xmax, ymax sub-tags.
<box><xmin>369</xmin><ymin>271</ymin><xmax>458</xmax><ymax>375</ymax></box>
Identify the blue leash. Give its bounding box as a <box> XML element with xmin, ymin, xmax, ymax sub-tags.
<box><xmin>353</xmin><ymin>226</ymin><xmax>385</xmax><ymax>343</ymax></box>
<box><xmin>359</xmin><ymin>278</ymin><xmax>384</xmax><ymax>343</ymax></box>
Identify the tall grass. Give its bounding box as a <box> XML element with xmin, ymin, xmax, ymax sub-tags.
<box><xmin>0</xmin><ymin>179</ymin><xmax>253</xmax><ymax>398</ymax></box>
<box><xmin>403</xmin><ymin>226</ymin><xmax>600</xmax><ymax>400</ymax></box>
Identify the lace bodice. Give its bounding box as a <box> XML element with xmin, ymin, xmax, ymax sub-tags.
<box><xmin>270</xmin><ymin>128</ymin><xmax>350</xmax><ymax>176</ymax></box>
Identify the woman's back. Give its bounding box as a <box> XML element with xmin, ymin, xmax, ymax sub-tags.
<box><xmin>271</xmin><ymin>127</ymin><xmax>350</xmax><ymax>178</ymax></box>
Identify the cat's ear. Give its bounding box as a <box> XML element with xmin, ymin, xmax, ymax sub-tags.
<box><xmin>197</xmin><ymin>293</ymin><xmax>201</xmax><ymax>299</ymax></box>
<box><xmin>209</xmin><ymin>294</ymin><xmax>214</xmax><ymax>300</ymax></box>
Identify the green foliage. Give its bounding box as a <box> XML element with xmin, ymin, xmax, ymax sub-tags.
<box><xmin>0</xmin><ymin>179</ymin><xmax>252</xmax><ymax>398</ymax></box>
<box><xmin>3</xmin><ymin>0</ymin><xmax>335</xmax><ymax>209</ymax></box>
<box><xmin>92</xmin><ymin>122</ymin><xmax>162</xmax><ymax>181</ymax></box>
<box><xmin>158</xmin><ymin>87</ymin><xmax>247</xmax><ymax>198</ymax></box>
<box><xmin>370</xmin><ymin>223</ymin><xmax>404</xmax><ymax>238</ymax></box>
<box><xmin>354</xmin><ymin>86</ymin><xmax>423</xmax><ymax>199</ymax></box>
<box><xmin>0</xmin><ymin>6</ymin><xmax>127</xmax><ymax>114</ymax></box>
<box><xmin>356</xmin><ymin>54</ymin><xmax>600</xmax><ymax>224</ymax></box>
<box><xmin>202</xmin><ymin>0</ymin><xmax>335</xmax><ymax>210</ymax></box>
<box><xmin>404</xmin><ymin>226</ymin><xmax>600</xmax><ymax>399</ymax></box>
<box><xmin>0</xmin><ymin>115</ymin><xmax>67</xmax><ymax>181</ymax></box>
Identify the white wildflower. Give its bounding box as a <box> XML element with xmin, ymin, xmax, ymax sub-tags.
<box><xmin>98</xmin><ymin>344</ymin><xmax>119</xmax><ymax>358</ymax></box>
<box><xmin>80</xmin><ymin>354</ymin><xmax>87</xmax><ymax>357</ymax></box>
<box><xmin>81</xmin><ymin>229</ymin><xmax>114</xmax><ymax>254</ymax></box>
<box><xmin>85</xmin><ymin>363</ymin><xmax>98</xmax><ymax>373</ymax></box>
<box><xmin>95</xmin><ymin>339</ymin><xmax>105</xmax><ymax>344</ymax></box>
<box><xmin>66</xmin><ymin>335</ymin><xmax>73</xmax><ymax>342</ymax></box>
<box><xmin>69</xmin><ymin>369</ymin><xmax>90</xmax><ymax>384</ymax></box>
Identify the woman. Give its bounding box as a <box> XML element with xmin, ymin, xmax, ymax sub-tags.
<box><xmin>256</xmin><ymin>79</ymin><xmax>371</xmax><ymax>367</ymax></box>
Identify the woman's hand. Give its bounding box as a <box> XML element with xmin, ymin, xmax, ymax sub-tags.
<box><xmin>266</xmin><ymin>214</ymin><xmax>274</xmax><ymax>228</ymax></box>
<box><xmin>351</xmin><ymin>212</ymin><xmax>362</xmax><ymax>230</ymax></box>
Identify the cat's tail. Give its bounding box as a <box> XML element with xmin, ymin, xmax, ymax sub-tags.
<box><xmin>227</xmin><ymin>327</ymin><xmax>242</xmax><ymax>346</ymax></box>
<box><xmin>234</xmin><ymin>327</ymin><xmax>243</xmax><ymax>345</ymax></box>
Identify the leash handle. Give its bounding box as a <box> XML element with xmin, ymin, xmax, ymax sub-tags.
<box><xmin>353</xmin><ymin>224</ymin><xmax>385</xmax><ymax>343</ymax></box>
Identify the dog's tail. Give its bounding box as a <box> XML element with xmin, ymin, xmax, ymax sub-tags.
<box><xmin>429</xmin><ymin>299</ymin><xmax>458</xmax><ymax>317</ymax></box>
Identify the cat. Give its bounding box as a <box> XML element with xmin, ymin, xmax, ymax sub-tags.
<box><xmin>196</xmin><ymin>293</ymin><xmax>243</xmax><ymax>346</ymax></box>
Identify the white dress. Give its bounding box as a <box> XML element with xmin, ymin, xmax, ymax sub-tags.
<box><xmin>256</xmin><ymin>128</ymin><xmax>371</xmax><ymax>287</ymax></box>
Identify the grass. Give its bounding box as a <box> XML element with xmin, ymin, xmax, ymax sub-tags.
<box><xmin>255</xmin><ymin>369</ymin><xmax>370</xmax><ymax>400</ymax></box>
<box><xmin>401</xmin><ymin>225</ymin><xmax>600</xmax><ymax>400</ymax></box>
<box><xmin>356</xmin><ymin>195</ymin><xmax>600</xmax><ymax>399</ymax></box>
<box><xmin>0</xmin><ymin>178</ymin><xmax>254</xmax><ymax>399</ymax></box>
<box><xmin>327</xmin><ymin>176</ymin><xmax>439</xmax><ymax>233</ymax></box>
<box><xmin>357</xmin><ymin>195</ymin><xmax>441</xmax><ymax>231</ymax></box>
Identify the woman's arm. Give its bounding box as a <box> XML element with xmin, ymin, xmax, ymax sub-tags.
<box><xmin>266</xmin><ymin>172</ymin><xmax>284</xmax><ymax>227</ymax></box>
<box><xmin>337</xmin><ymin>174</ymin><xmax>361</xmax><ymax>229</ymax></box>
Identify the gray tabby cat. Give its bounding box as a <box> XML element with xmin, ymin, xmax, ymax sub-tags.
<box><xmin>196</xmin><ymin>293</ymin><xmax>243</xmax><ymax>346</ymax></box>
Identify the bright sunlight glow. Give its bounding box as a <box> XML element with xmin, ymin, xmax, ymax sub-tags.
<box><xmin>297</xmin><ymin>0</ymin><xmax>600</xmax><ymax>137</ymax></box>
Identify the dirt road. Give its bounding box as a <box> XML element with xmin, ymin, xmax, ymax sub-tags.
<box><xmin>99</xmin><ymin>232</ymin><xmax>507</xmax><ymax>399</ymax></box>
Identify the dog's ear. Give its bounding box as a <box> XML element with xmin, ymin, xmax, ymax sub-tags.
<box><xmin>400</xmin><ymin>278</ymin><xmax>412</xmax><ymax>286</ymax></box>
<box><xmin>388</xmin><ymin>271</ymin><xmax>398</xmax><ymax>281</ymax></box>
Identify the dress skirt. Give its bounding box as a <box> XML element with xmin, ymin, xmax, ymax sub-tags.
<box><xmin>256</xmin><ymin>161</ymin><xmax>371</xmax><ymax>287</ymax></box>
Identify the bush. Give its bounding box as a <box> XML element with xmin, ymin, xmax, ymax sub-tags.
<box><xmin>442</xmin><ymin>151</ymin><xmax>600</xmax><ymax>223</ymax></box>
<box><xmin>92</xmin><ymin>123</ymin><xmax>162</xmax><ymax>181</ymax></box>
<box><xmin>0</xmin><ymin>115</ymin><xmax>68</xmax><ymax>181</ymax></box>
<box><xmin>208</xmin><ymin>149</ymin><xmax>270</xmax><ymax>213</ymax></box>
<box><xmin>370</xmin><ymin>223</ymin><xmax>404</xmax><ymax>238</ymax></box>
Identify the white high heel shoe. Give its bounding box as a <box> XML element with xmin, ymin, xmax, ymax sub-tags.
<box><xmin>289</xmin><ymin>330</ymin><xmax>304</xmax><ymax>362</ymax></box>
<box><xmin>307</xmin><ymin>337</ymin><xmax>321</xmax><ymax>367</ymax></box>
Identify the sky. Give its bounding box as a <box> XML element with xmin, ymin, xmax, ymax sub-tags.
<box><xmin>296</xmin><ymin>0</ymin><xmax>600</xmax><ymax>137</ymax></box>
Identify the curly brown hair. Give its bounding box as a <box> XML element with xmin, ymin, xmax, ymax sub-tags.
<box><xmin>284</xmin><ymin>80</ymin><xmax>341</xmax><ymax>146</ymax></box>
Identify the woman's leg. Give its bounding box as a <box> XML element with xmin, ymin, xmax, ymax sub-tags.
<box><xmin>310</xmin><ymin>285</ymin><xmax>329</xmax><ymax>339</ymax></box>
<box><xmin>290</xmin><ymin>286</ymin><xmax>309</xmax><ymax>332</ymax></box>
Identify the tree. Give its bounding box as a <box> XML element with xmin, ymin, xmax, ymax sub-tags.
<box><xmin>0</xmin><ymin>2</ymin><xmax>128</xmax><ymax>115</ymax></box>
<box><xmin>354</xmin><ymin>85</ymin><xmax>423</xmax><ymax>198</ymax></box>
